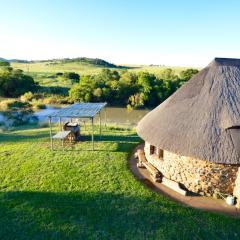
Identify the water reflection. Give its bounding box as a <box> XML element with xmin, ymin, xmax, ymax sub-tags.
<box><xmin>0</xmin><ymin>105</ymin><xmax>150</xmax><ymax>128</ymax></box>
<box><xmin>0</xmin><ymin>110</ymin><xmax>38</xmax><ymax>127</ymax></box>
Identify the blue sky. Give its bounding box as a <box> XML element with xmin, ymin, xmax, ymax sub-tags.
<box><xmin>0</xmin><ymin>0</ymin><xmax>240</xmax><ymax>66</ymax></box>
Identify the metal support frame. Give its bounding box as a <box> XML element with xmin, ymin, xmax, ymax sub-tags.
<box><xmin>99</xmin><ymin>111</ymin><xmax>102</xmax><ymax>138</ymax></box>
<box><xmin>104</xmin><ymin>107</ymin><xmax>107</xmax><ymax>127</ymax></box>
<box><xmin>59</xmin><ymin>117</ymin><xmax>62</xmax><ymax>131</ymax></box>
<box><xmin>49</xmin><ymin>117</ymin><xmax>53</xmax><ymax>150</ymax></box>
<box><xmin>48</xmin><ymin>104</ymin><xmax>107</xmax><ymax>151</ymax></box>
<box><xmin>91</xmin><ymin>117</ymin><xmax>94</xmax><ymax>150</ymax></box>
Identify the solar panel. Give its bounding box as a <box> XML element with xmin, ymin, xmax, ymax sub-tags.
<box><xmin>49</xmin><ymin>102</ymin><xmax>107</xmax><ymax>118</ymax></box>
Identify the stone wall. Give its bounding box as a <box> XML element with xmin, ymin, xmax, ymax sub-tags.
<box><xmin>233</xmin><ymin>168</ymin><xmax>240</xmax><ymax>207</ymax></box>
<box><xmin>144</xmin><ymin>142</ymin><xmax>239</xmax><ymax>197</ymax></box>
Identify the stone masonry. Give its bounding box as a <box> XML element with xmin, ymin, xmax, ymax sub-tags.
<box><xmin>144</xmin><ymin>142</ymin><xmax>239</xmax><ymax>198</ymax></box>
<box><xmin>233</xmin><ymin>168</ymin><xmax>240</xmax><ymax>207</ymax></box>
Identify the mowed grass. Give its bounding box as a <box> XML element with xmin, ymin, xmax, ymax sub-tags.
<box><xmin>0</xmin><ymin>126</ymin><xmax>239</xmax><ymax>239</ymax></box>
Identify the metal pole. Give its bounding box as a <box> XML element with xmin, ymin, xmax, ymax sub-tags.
<box><xmin>59</xmin><ymin>117</ymin><xmax>62</xmax><ymax>131</ymax></box>
<box><xmin>91</xmin><ymin>117</ymin><xmax>94</xmax><ymax>150</ymax></box>
<box><xmin>49</xmin><ymin>117</ymin><xmax>53</xmax><ymax>150</ymax></box>
<box><xmin>104</xmin><ymin>107</ymin><xmax>107</xmax><ymax>128</ymax></box>
<box><xmin>99</xmin><ymin>111</ymin><xmax>102</xmax><ymax>138</ymax></box>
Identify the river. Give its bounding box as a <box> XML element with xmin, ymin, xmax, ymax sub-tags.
<box><xmin>0</xmin><ymin>105</ymin><xmax>150</xmax><ymax>128</ymax></box>
<box><xmin>34</xmin><ymin>106</ymin><xmax>150</xmax><ymax>126</ymax></box>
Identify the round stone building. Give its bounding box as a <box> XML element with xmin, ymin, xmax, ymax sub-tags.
<box><xmin>136</xmin><ymin>58</ymin><xmax>240</xmax><ymax>203</ymax></box>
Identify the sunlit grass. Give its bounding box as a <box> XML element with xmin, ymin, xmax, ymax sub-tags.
<box><xmin>0</xmin><ymin>126</ymin><xmax>239</xmax><ymax>239</ymax></box>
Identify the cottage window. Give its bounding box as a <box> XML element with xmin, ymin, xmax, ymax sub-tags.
<box><xmin>150</xmin><ymin>146</ymin><xmax>164</xmax><ymax>159</ymax></box>
<box><xmin>155</xmin><ymin>148</ymin><xmax>164</xmax><ymax>159</ymax></box>
<box><xmin>150</xmin><ymin>145</ymin><xmax>155</xmax><ymax>155</ymax></box>
<box><xmin>159</xmin><ymin>149</ymin><xmax>164</xmax><ymax>159</ymax></box>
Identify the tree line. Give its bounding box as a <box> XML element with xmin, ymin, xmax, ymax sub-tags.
<box><xmin>0</xmin><ymin>58</ymin><xmax>199</xmax><ymax>109</ymax></box>
<box><xmin>0</xmin><ymin>66</ymin><xmax>36</xmax><ymax>97</ymax></box>
<box><xmin>69</xmin><ymin>68</ymin><xmax>198</xmax><ymax>108</ymax></box>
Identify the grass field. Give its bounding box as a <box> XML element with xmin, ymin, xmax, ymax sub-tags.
<box><xmin>11</xmin><ymin>62</ymin><xmax>191</xmax><ymax>75</ymax></box>
<box><xmin>11</xmin><ymin>61</ymin><xmax>191</xmax><ymax>76</ymax></box>
<box><xmin>11</xmin><ymin>62</ymin><xmax>107</xmax><ymax>75</ymax></box>
<box><xmin>0</xmin><ymin>125</ymin><xmax>239</xmax><ymax>239</ymax></box>
<box><xmin>11</xmin><ymin>61</ymin><xmax>193</xmax><ymax>88</ymax></box>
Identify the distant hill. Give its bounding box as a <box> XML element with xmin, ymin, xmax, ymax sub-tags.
<box><xmin>10</xmin><ymin>57</ymin><xmax>130</xmax><ymax>76</ymax></box>
<box><xmin>8</xmin><ymin>56</ymin><xmax>193</xmax><ymax>78</ymax></box>
<box><xmin>0</xmin><ymin>57</ymin><xmax>7</xmax><ymax>62</ymax></box>
<box><xmin>49</xmin><ymin>57</ymin><xmax>122</xmax><ymax>68</ymax></box>
<box><xmin>0</xmin><ymin>57</ymin><xmax>28</xmax><ymax>63</ymax></box>
<box><xmin>0</xmin><ymin>57</ymin><xmax>124</xmax><ymax>68</ymax></box>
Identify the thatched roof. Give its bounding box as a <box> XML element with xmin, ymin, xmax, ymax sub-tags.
<box><xmin>137</xmin><ymin>58</ymin><xmax>240</xmax><ymax>164</ymax></box>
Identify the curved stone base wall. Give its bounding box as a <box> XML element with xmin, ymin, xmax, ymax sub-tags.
<box><xmin>144</xmin><ymin>145</ymin><xmax>239</xmax><ymax>197</ymax></box>
<box><xmin>233</xmin><ymin>168</ymin><xmax>240</xmax><ymax>207</ymax></box>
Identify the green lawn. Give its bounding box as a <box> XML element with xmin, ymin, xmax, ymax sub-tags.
<box><xmin>0</xmin><ymin>126</ymin><xmax>239</xmax><ymax>239</ymax></box>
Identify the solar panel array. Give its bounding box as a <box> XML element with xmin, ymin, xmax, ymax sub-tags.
<box><xmin>49</xmin><ymin>102</ymin><xmax>107</xmax><ymax>118</ymax></box>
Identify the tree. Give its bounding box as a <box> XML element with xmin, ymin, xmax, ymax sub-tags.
<box><xmin>68</xmin><ymin>68</ymin><xmax>190</xmax><ymax>108</ymax></box>
<box><xmin>93</xmin><ymin>88</ymin><xmax>103</xmax><ymax>100</ymax></box>
<box><xmin>0</xmin><ymin>60</ymin><xmax>10</xmax><ymax>67</ymax></box>
<box><xmin>159</xmin><ymin>68</ymin><xmax>178</xmax><ymax>81</ymax></box>
<box><xmin>128</xmin><ymin>92</ymin><xmax>145</xmax><ymax>109</ymax></box>
<box><xmin>179</xmin><ymin>68</ymin><xmax>199</xmax><ymax>81</ymax></box>
<box><xmin>62</xmin><ymin>72</ymin><xmax>80</xmax><ymax>83</ymax></box>
<box><xmin>136</xmin><ymin>72</ymin><xmax>157</xmax><ymax>105</ymax></box>
<box><xmin>69</xmin><ymin>75</ymin><xmax>94</xmax><ymax>102</ymax></box>
<box><xmin>0</xmin><ymin>67</ymin><xmax>36</xmax><ymax>97</ymax></box>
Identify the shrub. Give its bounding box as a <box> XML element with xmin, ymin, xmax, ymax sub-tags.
<box><xmin>0</xmin><ymin>60</ymin><xmax>10</xmax><ymax>66</ymax></box>
<box><xmin>63</xmin><ymin>72</ymin><xmax>80</xmax><ymax>82</ymax></box>
<box><xmin>32</xmin><ymin>102</ymin><xmax>47</xmax><ymax>110</ymax></box>
<box><xmin>20</xmin><ymin>91</ymin><xmax>34</xmax><ymax>102</ymax></box>
<box><xmin>0</xmin><ymin>99</ymin><xmax>31</xmax><ymax>111</ymax></box>
<box><xmin>43</xmin><ymin>95</ymin><xmax>69</xmax><ymax>105</ymax></box>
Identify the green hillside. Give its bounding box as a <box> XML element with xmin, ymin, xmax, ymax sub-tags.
<box><xmin>11</xmin><ymin>58</ymin><xmax>192</xmax><ymax>76</ymax></box>
<box><xmin>11</xmin><ymin>57</ymin><xmax>124</xmax><ymax>75</ymax></box>
<box><xmin>9</xmin><ymin>58</ymin><xmax>193</xmax><ymax>91</ymax></box>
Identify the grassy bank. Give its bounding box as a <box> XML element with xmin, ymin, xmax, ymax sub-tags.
<box><xmin>0</xmin><ymin>126</ymin><xmax>239</xmax><ymax>239</ymax></box>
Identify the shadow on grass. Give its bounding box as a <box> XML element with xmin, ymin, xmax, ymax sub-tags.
<box><xmin>0</xmin><ymin>191</ymin><xmax>239</xmax><ymax>240</ymax></box>
<box><xmin>0</xmin><ymin>132</ymin><xmax>49</xmax><ymax>143</ymax></box>
<box><xmin>57</xmin><ymin>142</ymin><xmax>138</xmax><ymax>153</ymax></box>
<box><xmin>81</xmin><ymin>134</ymin><xmax>140</xmax><ymax>143</ymax></box>
<box><xmin>0</xmin><ymin>127</ymin><xmax>139</xmax><ymax>144</ymax></box>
